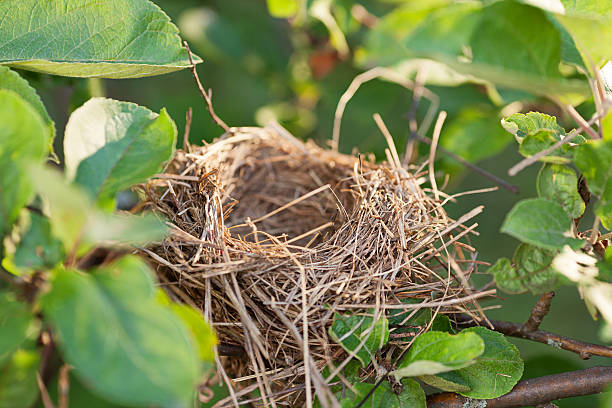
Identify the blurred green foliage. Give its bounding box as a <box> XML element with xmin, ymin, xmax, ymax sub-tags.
<box><xmin>19</xmin><ymin>0</ymin><xmax>611</xmax><ymax>406</ymax></box>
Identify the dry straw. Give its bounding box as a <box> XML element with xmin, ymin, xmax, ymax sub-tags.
<box><xmin>138</xmin><ymin>114</ymin><xmax>492</xmax><ymax>406</ymax></box>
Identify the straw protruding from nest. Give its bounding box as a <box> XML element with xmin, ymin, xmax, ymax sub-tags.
<box><xmin>140</xmin><ymin>123</ymin><xmax>490</xmax><ymax>407</ymax></box>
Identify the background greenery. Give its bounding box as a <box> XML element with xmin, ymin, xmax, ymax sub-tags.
<box><xmin>15</xmin><ymin>0</ymin><xmax>610</xmax><ymax>406</ymax></box>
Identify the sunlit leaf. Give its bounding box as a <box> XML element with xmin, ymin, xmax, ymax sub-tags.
<box><xmin>64</xmin><ymin>98</ymin><xmax>177</xmax><ymax>210</ymax></box>
<box><xmin>40</xmin><ymin>256</ymin><xmax>201</xmax><ymax>407</ymax></box>
<box><xmin>0</xmin><ymin>90</ymin><xmax>48</xmax><ymax>238</ymax></box>
<box><xmin>0</xmin><ymin>0</ymin><xmax>200</xmax><ymax>78</ymax></box>
<box><xmin>0</xmin><ymin>67</ymin><xmax>54</xmax><ymax>144</ymax></box>
<box><xmin>392</xmin><ymin>331</ymin><xmax>483</xmax><ymax>379</ymax></box>
<box><xmin>420</xmin><ymin>327</ymin><xmax>523</xmax><ymax>399</ymax></box>
<box><xmin>537</xmin><ymin>164</ymin><xmax>585</xmax><ymax>218</ymax></box>
<box><xmin>267</xmin><ymin>0</ymin><xmax>299</xmax><ymax>18</ymax></box>
<box><xmin>489</xmin><ymin>244</ymin><xmax>567</xmax><ymax>294</ymax></box>
<box><xmin>329</xmin><ymin>312</ymin><xmax>389</xmax><ymax>367</ymax></box>
<box><xmin>501</xmin><ymin>198</ymin><xmax>584</xmax><ymax>249</ymax></box>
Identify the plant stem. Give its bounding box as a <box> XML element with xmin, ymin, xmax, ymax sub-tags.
<box><xmin>522</xmin><ymin>291</ymin><xmax>554</xmax><ymax>333</ymax></box>
<box><xmin>456</xmin><ymin>315</ymin><xmax>612</xmax><ymax>360</ymax></box>
<box><xmin>427</xmin><ymin>366</ymin><xmax>612</xmax><ymax>408</ymax></box>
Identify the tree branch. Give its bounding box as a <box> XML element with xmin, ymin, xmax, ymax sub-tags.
<box><xmin>427</xmin><ymin>366</ymin><xmax>612</xmax><ymax>408</ymax></box>
<box><xmin>456</xmin><ymin>315</ymin><xmax>612</xmax><ymax>360</ymax></box>
<box><xmin>522</xmin><ymin>291</ymin><xmax>554</xmax><ymax>333</ymax></box>
<box><xmin>183</xmin><ymin>42</ymin><xmax>229</xmax><ymax>132</ymax></box>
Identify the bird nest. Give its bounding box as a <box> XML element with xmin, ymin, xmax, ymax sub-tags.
<box><xmin>139</xmin><ymin>124</ymin><xmax>489</xmax><ymax>407</ymax></box>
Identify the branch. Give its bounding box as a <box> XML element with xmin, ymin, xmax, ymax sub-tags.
<box><xmin>183</xmin><ymin>42</ymin><xmax>229</xmax><ymax>132</ymax></box>
<box><xmin>456</xmin><ymin>315</ymin><xmax>612</xmax><ymax>360</ymax></box>
<box><xmin>522</xmin><ymin>291</ymin><xmax>554</xmax><ymax>333</ymax></box>
<box><xmin>427</xmin><ymin>366</ymin><xmax>612</xmax><ymax>408</ymax></box>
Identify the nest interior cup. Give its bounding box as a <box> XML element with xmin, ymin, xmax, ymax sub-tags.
<box><xmin>141</xmin><ymin>125</ymin><xmax>486</xmax><ymax>406</ymax></box>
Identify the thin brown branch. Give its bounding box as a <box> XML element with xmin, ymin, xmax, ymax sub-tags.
<box><xmin>456</xmin><ymin>315</ymin><xmax>612</xmax><ymax>360</ymax></box>
<box><xmin>522</xmin><ymin>291</ymin><xmax>554</xmax><ymax>333</ymax></box>
<box><xmin>183</xmin><ymin>42</ymin><xmax>229</xmax><ymax>132</ymax></box>
<box><xmin>427</xmin><ymin>366</ymin><xmax>612</xmax><ymax>408</ymax></box>
<box><xmin>416</xmin><ymin>135</ymin><xmax>519</xmax><ymax>194</ymax></box>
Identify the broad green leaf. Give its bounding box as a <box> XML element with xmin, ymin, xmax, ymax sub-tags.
<box><xmin>501</xmin><ymin>112</ymin><xmax>579</xmax><ymax>163</ymax></box>
<box><xmin>537</xmin><ymin>164</ymin><xmax>585</xmax><ymax>218</ymax></box>
<box><xmin>0</xmin><ymin>292</ymin><xmax>33</xmax><ymax>365</ymax></box>
<box><xmin>158</xmin><ymin>290</ymin><xmax>217</xmax><ymax>362</ymax></box>
<box><xmin>0</xmin><ymin>90</ymin><xmax>48</xmax><ymax>238</ymax></box>
<box><xmin>518</xmin><ymin>132</ymin><xmax>573</xmax><ymax>163</ymax></box>
<box><xmin>267</xmin><ymin>0</ymin><xmax>299</xmax><ymax>18</ymax></box>
<box><xmin>0</xmin><ymin>0</ymin><xmax>201</xmax><ymax>78</ymax></box>
<box><xmin>575</xmin><ymin>140</ymin><xmax>612</xmax><ymax>229</ymax></box>
<box><xmin>28</xmin><ymin>165</ymin><xmax>91</xmax><ymax>252</ymax></box>
<box><xmin>64</xmin><ymin>98</ymin><xmax>177</xmax><ymax>210</ymax></box>
<box><xmin>85</xmin><ymin>212</ymin><xmax>168</xmax><ymax>247</ymax></box>
<box><xmin>421</xmin><ymin>328</ymin><xmax>523</xmax><ymax>399</ymax></box>
<box><xmin>29</xmin><ymin>165</ymin><xmax>167</xmax><ymax>254</ymax></box>
<box><xmin>329</xmin><ymin>312</ymin><xmax>389</xmax><ymax>367</ymax></box>
<box><xmin>501</xmin><ymin>112</ymin><xmax>565</xmax><ymax>142</ymax></box>
<box><xmin>8</xmin><ymin>212</ymin><xmax>65</xmax><ymax>274</ymax></box>
<box><xmin>440</xmin><ymin>107</ymin><xmax>512</xmax><ymax>166</ymax></box>
<box><xmin>489</xmin><ymin>244</ymin><xmax>567</xmax><ymax>294</ymax></box>
<box><xmin>401</xmin><ymin>1</ymin><xmax>588</xmax><ymax>95</ymax></box>
<box><xmin>339</xmin><ymin>379</ymin><xmax>426</xmax><ymax>408</ymax></box>
<box><xmin>40</xmin><ymin>256</ymin><xmax>201</xmax><ymax>407</ymax></box>
<box><xmin>392</xmin><ymin>331</ymin><xmax>483</xmax><ymax>379</ymax></box>
<box><xmin>501</xmin><ymin>198</ymin><xmax>584</xmax><ymax>250</ymax></box>
<box><xmin>0</xmin><ymin>345</ymin><xmax>40</xmax><ymax>408</ymax></box>
<box><xmin>0</xmin><ymin>67</ymin><xmax>54</xmax><ymax>144</ymax></box>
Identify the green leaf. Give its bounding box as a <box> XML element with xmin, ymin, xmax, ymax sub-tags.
<box><xmin>267</xmin><ymin>0</ymin><xmax>299</xmax><ymax>18</ymax></box>
<box><xmin>421</xmin><ymin>327</ymin><xmax>523</xmax><ymax>399</ymax></box>
<box><xmin>28</xmin><ymin>165</ymin><xmax>91</xmax><ymax>253</ymax></box>
<box><xmin>329</xmin><ymin>312</ymin><xmax>389</xmax><ymax>367</ymax></box>
<box><xmin>8</xmin><ymin>212</ymin><xmax>65</xmax><ymax>274</ymax></box>
<box><xmin>392</xmin><ymin>331</ymin><xmax>484</xmax><ymax>379</ymax></box>
<box><xmin>501</xmin><ymin>112</ymin><xmax>565</xmax><ymax>142</ymax></box>
<box><xmin>44</xmin><ymin>372</ymin><xmax>129</xmax><ymax>408</ymax></box>
<box><xmin>0</xmin><ymin>67</ymin><xmax>54</xmax><ymax>145</ymax></box>
<box><xmin>0</xmin><ymin>0</ymin><xmax>201</xmax><ymax>78</ymax></box>
<box><xmin>40</xmin><ymin>256</ymin><xmax>201</xmax><ymax>407</ymax></box>
<box><xmin>575</xmin><ymin>140</ymin><xmax>612</xmax><ymax>229</ymax></box>
<box><xmin>519</xmin><ymin>132</ymin><xmax>573</xmax><ymax>163</ymax></box>
<box><xmin>537</xmin><ymin>164</ymin><xmax>585</xmax><ymax>218</ymax></box>
<box><xmin>501</xmin><ymin>198</ymin><xmax>584</xmax><ymax>250</ymax></box>
<box><xmin>85</xmin><ymin>212</ymin><xmax>168</xmax><ymax>247</ymax></box>
<box><xmin>158</xmin><ymin>290</ymin><xmax>217</xmax><ymax>362</ymax></box>
<box><xmin>0</xmin><ymin>346</ymin><xmax>40</xmax><ymax>408</ymax></box>
<box><xmin>401</xmin><ymin>1</ymin><xmax>588</xmax><ymax>95</ymax></box>
<box><xmin>489</xmin><ymin>244</ymin><xmax>567</xmax><ymax>294</ymax></box>
<box><xmin>339</xmin><ymin>379</ymin><xmax>426</xmax><ymax>408</ymax></box>
<box><xmin>0</xmin><ymin>90</ymin><xmax>48</xmax><ymax>237</ymax></box>
<box><xmin>64</xmin><ymin>98</ymin><xmax>177</xmax><ymax>209</ymax></box>
<box><xmin>0</xmin><ymin>291</ymin><xmax>33</xmax><ymax>365</ymax></box>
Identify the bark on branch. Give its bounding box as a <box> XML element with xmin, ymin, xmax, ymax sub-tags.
<box><xmin>427</xmin><ymin>366</ymin><xmax>612</xmax><ymax>408</ymax></box>
<box><xmin>456</xmin><ymin>315</ymin><xmax>612</xmax><ymax>360</ymax></box>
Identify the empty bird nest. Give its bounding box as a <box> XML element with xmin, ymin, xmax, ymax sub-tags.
<box><xmin>138</xmin><ymin>123</ymin><xmax>491</xmax><ymax>407</ymax></box>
